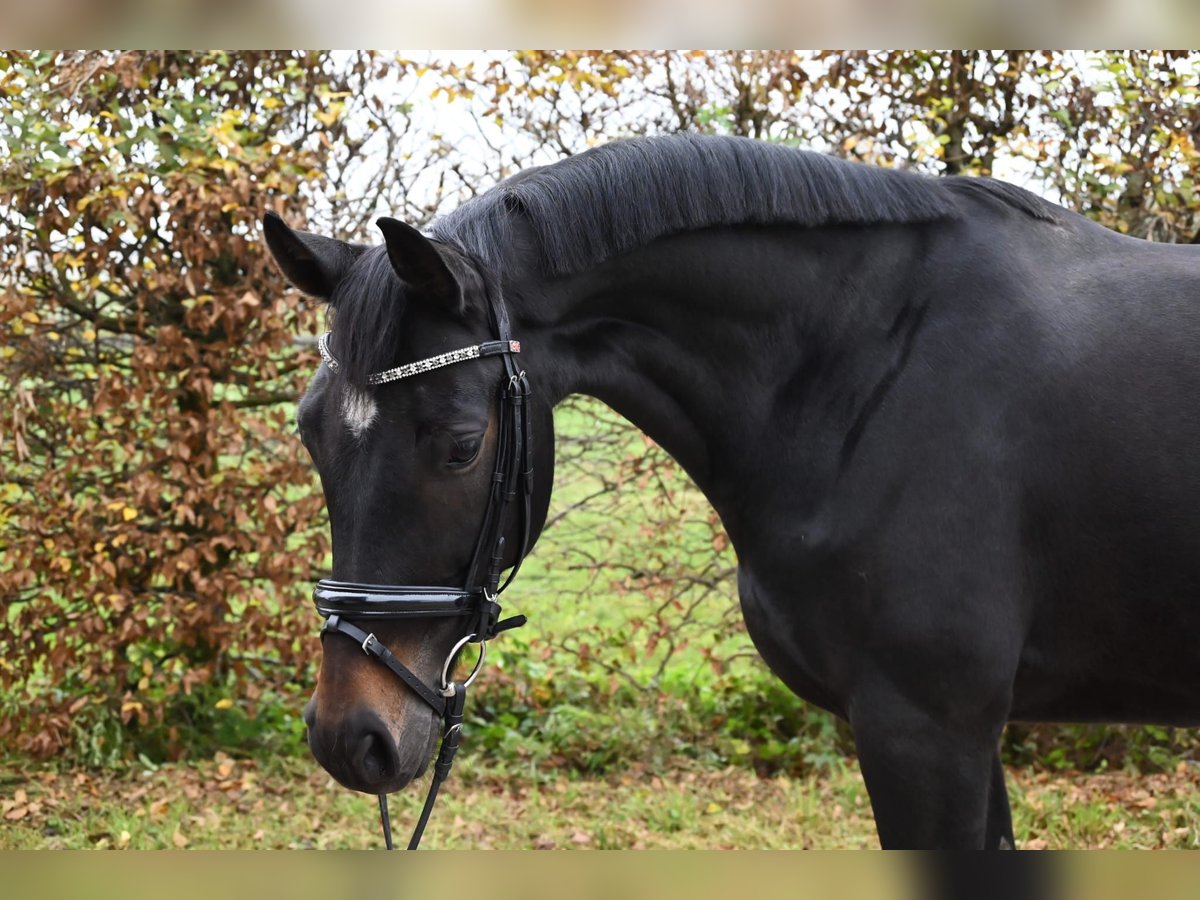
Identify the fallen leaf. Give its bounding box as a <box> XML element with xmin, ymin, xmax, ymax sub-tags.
<box><xmin>172</xmin><ymin>829</ymin><xmax>189</xmax><ymax>848</ymax></box>
<box><xmin>5</xmin><ymin>806</ymin><xmax>29</xmax><ymax>821</ymax></box>
<box><xmin>570</xmin><ymin>830</ymin><xmax>592</xmax><ymax>846</ymax></box>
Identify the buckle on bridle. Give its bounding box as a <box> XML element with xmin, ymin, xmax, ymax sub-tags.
<box><xmin>361</xmin><ymin>632</ymin><xmax>380</xmax><ymax>656</ymax></box>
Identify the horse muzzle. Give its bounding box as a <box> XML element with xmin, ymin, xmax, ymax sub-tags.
<box><xmin>304</xmin><ymin>693</ymin><xmax>437</xmax><ymax>794</ymax></box>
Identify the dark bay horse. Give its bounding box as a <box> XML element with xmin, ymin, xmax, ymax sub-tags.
<box><xmin>264</xmin><ymin>134</ymin><xmax>1200</xmax><ymax>849</ymax></box>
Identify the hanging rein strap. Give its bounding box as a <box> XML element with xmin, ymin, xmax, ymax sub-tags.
<box><xmin>400</xmin><ymin>683</ymin><xmax>465</xmax><ymax>850</ymax></box>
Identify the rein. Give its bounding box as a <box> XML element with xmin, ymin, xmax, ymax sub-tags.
<box><xmin>311</xmin><ymin>288</ymin><xmax>532</xmax><ymax>849</ymax></box>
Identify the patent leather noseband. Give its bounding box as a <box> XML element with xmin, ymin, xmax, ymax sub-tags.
<box><xmin>311</xmin><ymin>286</ymin><xmax>532</xmax><ymax>850</ymax></box>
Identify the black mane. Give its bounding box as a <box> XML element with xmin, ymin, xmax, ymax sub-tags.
<box><xmin>429</xmin><ymin>134</ymin><xmax>1056</xmax><ymax>278</ymax></box>
<box><xmin>326</xmin><ymin>245</ymin><xmax>407</xmax><ymax>386</ymax></box>
<box><xmin>332</xmin><ymin>135</ymin><xmax>1058</xmax><ymax>383</ymax></box>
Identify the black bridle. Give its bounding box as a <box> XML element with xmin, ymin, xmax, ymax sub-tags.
<box><xmin>311</xmin><ymin>288</ymin><xmax>532</xmax><ymax>849</ymax></box>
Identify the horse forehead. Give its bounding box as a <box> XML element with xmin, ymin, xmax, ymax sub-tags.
<box><xmin>340</xmin><ymin>384</ymin><xmax>378</xmax><ymax>438</ymax></box>
<box><xmin>301</xmin><ymin>344</ymin><xmax>494</xmax><ymax>439</ymax></box>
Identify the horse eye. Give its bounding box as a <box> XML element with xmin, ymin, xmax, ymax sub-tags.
<box><xmin>447</xmin><ymin>436</ymin><xmax>482</xmax><ymax>467</ymax></box>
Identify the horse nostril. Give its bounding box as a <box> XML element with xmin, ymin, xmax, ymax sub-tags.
<box><xmin>357</xmin><ymin>731</ymin><xmax>390</xmax><ymax>782</ymax></box>
<box><xmin>350</xmin><ymin>712</ymin><xmax>400</xmax><ymax>785</ymax></box>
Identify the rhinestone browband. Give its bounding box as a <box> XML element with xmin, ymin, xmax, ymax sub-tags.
<box><xmin>317</xmin><ymin>332</ymin><xmax>520</xmax><ymax>385</ymax></box>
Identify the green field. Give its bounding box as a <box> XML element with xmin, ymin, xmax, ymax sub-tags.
<box><xmin>3</xmin><ymin>753</ymin><xmax>1198</xmax><ymax>849</ymax></box>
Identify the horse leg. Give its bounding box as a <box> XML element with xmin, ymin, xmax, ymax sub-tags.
<box><xmin>984</xmin><ymin>750</ymin><xmax>1015</xmax><ymax>850</ymax></box>
<box><xmin>850</xmin><ymin>687</ymin><xmax>1007</xmax><ymax>849</ymax></box>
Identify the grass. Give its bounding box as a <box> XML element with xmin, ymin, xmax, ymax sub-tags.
<box><xmin>2</xmin><ymin>753</ymin><xmax>1198</xmax><ymax>850</ymax></box>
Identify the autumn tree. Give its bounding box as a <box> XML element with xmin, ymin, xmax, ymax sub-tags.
<box><xmin>0</xmin><ymin>51</ymin><xmax>370</xmax><ymax>759</ymax></box>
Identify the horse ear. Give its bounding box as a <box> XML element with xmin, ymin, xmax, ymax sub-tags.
<box><xmin>376</xmin><ymin>217</ymin><xmax>465</xmax><ymax>315</ymax></box>
<box><xmin>262</xmin><ymin>211</ymin><xmax>366</xmax><ymax>299</ymax></box>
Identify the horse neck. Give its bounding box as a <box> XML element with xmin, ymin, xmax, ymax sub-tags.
<box><xmin>511</xmin><ymin>222</ymin><xmax>937</xmax><ymax>522</ymax></box>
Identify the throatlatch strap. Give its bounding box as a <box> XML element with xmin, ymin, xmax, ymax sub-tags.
<box><xmin>497</xmin><ymin>371</ymin><xmax>532</xmax><ymax>595</ymax></box>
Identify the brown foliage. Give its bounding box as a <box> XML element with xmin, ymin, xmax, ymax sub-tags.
<box><xmin>0</xmin><ymin>51</ymin><xmax>361</xmax><ymax>758</ymax></box>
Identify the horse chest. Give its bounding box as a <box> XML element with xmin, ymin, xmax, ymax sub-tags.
<box><xmin>734</xmin><ymin>561</ymin><xmax>862</xmax><ymax>717</ymax></box>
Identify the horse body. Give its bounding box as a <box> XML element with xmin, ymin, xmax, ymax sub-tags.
<box><xmin>267</xmin><ymin>135</ymin><xmax>1200</xmax><ymax>848</ymax></box>
<box><xmin>505</xmin><ymin>190</ymin><xmax>1200</xmax><ymax>845</ymax></box>
<box><xmin>1004</xmin><ymin>233</ymin><xmax>1200</xmax><ymax>726</ymax></box>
